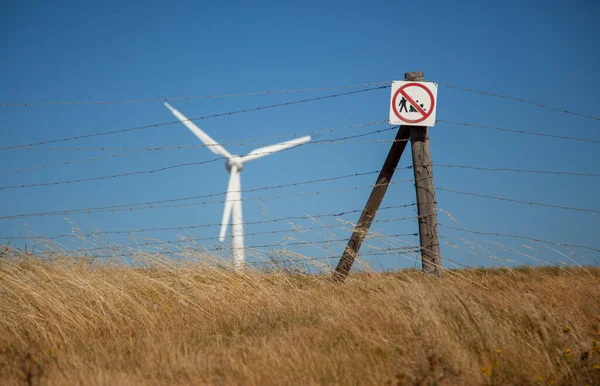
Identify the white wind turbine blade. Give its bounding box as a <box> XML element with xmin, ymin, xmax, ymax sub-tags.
<box><xmin>219</xmin><ymin>166</ymin><xmax>239</xmax><ymax>242</ymax></box>
<box><xmin>241</xmin><ymin>135</ymin><xmax>311</xmax><ymax>163</ymax></box>
<box><xmin>164</xmin><ymin>102</ymin><xmax>232</xmax><ymax>158</ymax></box>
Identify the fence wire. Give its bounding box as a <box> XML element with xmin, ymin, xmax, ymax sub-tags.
<box><xmin>1</xmin><ymin>85</ymin><xmax>389</xmax><ymax>151</ymax></box>
<box><xmin>2</xmin><ymin>79</ymin><xmax>599</xmax><ymax>271</ymax></box>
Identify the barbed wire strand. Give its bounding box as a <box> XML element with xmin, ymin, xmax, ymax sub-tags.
<box><xmin>0</xmin><ymin>85</ymin><xmax>390</xmax><ymax>151</ymax></box>
<box><xmin>439</xmin><ymin>223</ymin><xmax>600</xmax><ymax>253</ymax></box>
<box><xmin>0</xmin><ymin>126</ymin><xmax>402</xmax><ymax>191</ymax></box>
<box><xmin>64</xmin><ymin>224</ymin><xmax>345</xmax><ymax>253</ymax></box>
<box><xmin>0</xmin><ymin>170</ymin><xmax>414</xmax><ymax>220</ymax></box>
<box><xmin>437</xmin><ymin>187</ymin><xmax>600</xmax><ymax>214</ymax></box>
<box><xmin>62</xmin><ymin>219</ymin><xmax>420</xmax><ymax>254</ymax></box>
<box><xmin>0</xmin><ymin>138</ymin><xmax>404</xmax><ymax>176</ymax></box>
<box><xmin>0</xmin><ymin>152</ymin><xmax>132</xmax><ymax>176</ymax></box>
<box><xmin>8</xmin><ymin>141</ymin><xmax>597</xmax><ymax>182</ymax></box>
<box><xmin>58</xmin><ymin>179</ymin><xmax>413</xmax><ymax>216</ymax></box>
<box><xmin>7</xmin><ymin>80</ymin><xmax>597</xmax><ymax>122</ymax></box>
<box><xmin>85</xmin><ymin>240</ymin><xmax>475</xmax><ymax>270</ymax></box>
<box><xmin>250</xmin><ymin>246</ymin><xmax>421</xmax><ymax>265</ymax></box>
<box><xmin>88</xmin><ymin>244</ymin><xmax>422</xmax><ymax>262</ymax></box>
<box><xmin>0</xmin><ymin>123</ymin><xmax>399</xmax><ymax>176</ymax></box>
<box><xmin>439</xmin><ymin>83</ymin><xmax>600</xmax><ymax>121</ymax></box>
<box><xmin>438</xmin><ymin>119</ymin><xmax>600</xmax><ymax>144</ymax></box>
<box><xmin>89</xmin><ymin>237</ymin><xmax>420</xmax><ymax>260</ymax></box>
<box><xmin>432</xmin><ymin>164</ymin><xmax>600</xmax><ymax>177</ymax></box>
<box><xmin>241</xmin><ymin>235</ymin><xmax>479</xmax><ymax>272</ymax></box>
<box><xmin>7</xmin><ymin>117</ymin><xmax>597</xmax><ymax>155</ymax></box>
<box><xmin>173</xmin><ymin>233</ymin><xmax>418</xmax><ymax>250</ymax></box>
<box><xmin>0</xmin><ymin>134</ymin><xmax>401</xmax><ymax>176</ymax></box>
<box><xmin>0</xmin><ymin>82</ymin><xmax>390</xmax><ymax>107</ymax></box>
<box><xmin>4</xmin><ymin>119</ymin><xmax>390</xmax><ymax>153</ymax></box>
<box><xmin>0</xmin><ymin>137</ymin><xmax>410</xmax><ymax>176</ymax></box>
<box><xmin>0</xmin><ymin>203</ymin><xmax>417</xmax><ymax>241</ymax></box>
<box><xmin>0</xmin><ymin>158</ymin><xmax>219</xmax><ymax>190</ymax></box>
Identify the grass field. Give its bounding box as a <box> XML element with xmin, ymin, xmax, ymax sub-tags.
<box><xmin>1</xmin><ymin>251</ymin><xmax>599</xmax><ymax>385</ymax></box>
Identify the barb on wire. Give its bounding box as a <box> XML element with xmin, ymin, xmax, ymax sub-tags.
<box><xmin>432</xmin><ymin>164</ymin><xmax>600</xmax><ymax>177</ymax></box>
<box><xmin>440</xmin><ymin>223</ymin><xmax>600</xmax><ymax>253</ymax></box>
<box><xmin>437</xmin><ymin>187</ymin><xmax>600</xmax><ymax>214</ymax></box>
<box><xmin>438</xmin><ymin>119</ymin><xmax>600</xmax><ymax>144</ymax></box>
<box><xmin>0</xmin><ymin>126</ymin><xmax>400</xmax><ymax>191</ymax></box>
<box><xmin>0</xmin><ymin>81</ymin><xmax>390</xmax><ymax>107</ymax></box>
<box><xmin>1</xmin><ymin>85</ymin><xmax>390</xmax><ymax>151</ymax></box>
<box><xmin>439</xmin><ymin>83</ymin><xmax>600</xmax><ymax>121</ymax></box>
<box><xmin>0</xmin><ymin>203</ymin><xmax>417</xmax><ymax>241</ymax></box>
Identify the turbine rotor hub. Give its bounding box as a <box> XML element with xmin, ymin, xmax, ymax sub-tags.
<box><xmin>226</xmin><ymin>156</ymin><xmax>243</xmax><ymax>172</ymax></box>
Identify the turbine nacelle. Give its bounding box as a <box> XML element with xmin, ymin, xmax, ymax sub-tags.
<box><xmin>226</xmin><ymin>156</ymin><xmax>243</xmax><ymax>172</ymax></box>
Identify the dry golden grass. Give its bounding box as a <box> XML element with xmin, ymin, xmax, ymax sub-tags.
<box><xmin>1</xmin><ymin>253</ymin><xmax>599</xmax><ymax>385</ymax></box>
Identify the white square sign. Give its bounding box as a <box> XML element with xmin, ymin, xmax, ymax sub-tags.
<box><xmin>389</xmin><ymin>81</ymin><xmax>438</xmax><ymax>126</ymax></box>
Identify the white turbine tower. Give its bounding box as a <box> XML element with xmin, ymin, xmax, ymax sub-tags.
<box><xmin>164</xmin><ymin>102</ymin><xmax>311</xmax><ymax>269</ymax></box>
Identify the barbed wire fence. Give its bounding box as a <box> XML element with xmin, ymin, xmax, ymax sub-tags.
<box><xmin>1</xmin><ymin>80</ymin><xmax>599</xmax><ymax>274</ymax></box>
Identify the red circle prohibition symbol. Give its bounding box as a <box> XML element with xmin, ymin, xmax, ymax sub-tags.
<box><xmin>391</xmin><ymin>83</ymin><xmax>435</xmax><ymax>124</ymax></box>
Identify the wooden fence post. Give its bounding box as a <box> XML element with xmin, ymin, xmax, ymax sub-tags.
<box><xmin>408</xmin><ymin>73</ymin><xmax>443</xmax><ymax>277</ymax></box>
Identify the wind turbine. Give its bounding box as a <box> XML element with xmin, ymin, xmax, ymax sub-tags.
<box><xmin>164</xmin><ymin>102</ymin><xmax>311</xmax><ymax>269</ymax></box>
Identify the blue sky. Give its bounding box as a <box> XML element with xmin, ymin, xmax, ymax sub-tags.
<box><xmin>1</xmin><ymin>0</ymin><xmax>598</xmax><ymax>270</ymax></box>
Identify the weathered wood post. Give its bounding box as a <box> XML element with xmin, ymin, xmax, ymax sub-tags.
<box><xmin>408</xmin><ymin>72</ymin><xmax>442</xmax><ymax>277</ymax></box>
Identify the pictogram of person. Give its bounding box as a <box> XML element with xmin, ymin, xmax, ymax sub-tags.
<box><xmin>398</xmin><ymin>96</ymin><xmax>408</xmax><ymax>113</ymax></box>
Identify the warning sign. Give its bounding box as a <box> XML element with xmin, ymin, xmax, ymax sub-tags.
<box><xmin>389</xmin><ymin>81</ymin><xmax>438</xmax><ymax>126</ymax></box>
